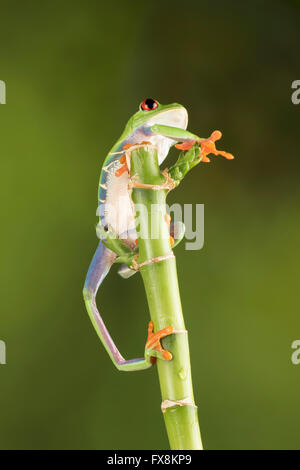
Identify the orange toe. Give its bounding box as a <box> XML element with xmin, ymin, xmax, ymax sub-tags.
<box><xmin>115</xmin><ymin>153</ymin><xmax>129</xmax><ymax>177</ymax></box>
<box><xmin>146</xmin><ymin>321</ymin><xmax>173</xmax><ymax>361</ymax></box>
<box><xmin>210</xmin><ymin>130</ymin><xmax>222</xmax><ymax>141</ymax></box>
<box><xmin>115</xmin><ymin>164</ymin><xmax>128</xmax><ymax>177</ymax></box>
<box><xmin>200</xmin><ymin>130</ymin><xmax>234</xmax><ymax>162</ymax></box>
<box><xmin>175</xmin><ymin>140</ymin><xmax>196</xmax><ymax>151</ymax></box>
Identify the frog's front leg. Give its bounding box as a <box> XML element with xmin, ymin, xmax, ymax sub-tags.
<box><xmin>152</xmin><ymin>125</ymin><xmax>234</xmax><ymax>162</ymax></box>
<box><xmin>151</xmin><ymin>123</ymin><xmax>204</xmax><ymax>144</ymax></box>
<box><xmin>151</xmin><ymin>124</ymin><xmax>209</xmax><ymax>162</ymax></box>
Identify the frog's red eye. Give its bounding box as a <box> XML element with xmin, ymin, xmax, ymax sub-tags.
<box><xmin>140</xmin><ymin>98</ymin><xmax>159</xmax><ymax>111</ymax></box>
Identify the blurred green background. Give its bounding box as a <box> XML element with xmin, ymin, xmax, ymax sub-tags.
<box><xmin>0</xmin><ymin>0</ymin><xmax>299</xmax><ymax>450</ymax></box>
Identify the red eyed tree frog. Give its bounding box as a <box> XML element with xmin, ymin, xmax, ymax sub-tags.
<box><xmin>83</xmin><ymin>98</ymin><xmax>215</xmax><ymax>371</ymax></box>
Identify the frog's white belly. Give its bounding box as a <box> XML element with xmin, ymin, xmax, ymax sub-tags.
<box><xmin>104</xmin><ymin>170</ymin><xmax>135</xmax><ymax>238</ymax></box>
<box><xmin>103</xmin><ymin>134</ymin><xmax>174</xmax><ymax>240</ymax></box>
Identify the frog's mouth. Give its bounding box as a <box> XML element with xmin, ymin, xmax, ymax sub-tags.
<box><xmin>147</xmin><ymin>107</ymin><xmax>188</xmax><ymax>130</ymax></box>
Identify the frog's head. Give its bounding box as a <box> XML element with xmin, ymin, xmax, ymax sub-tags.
<box><xmin>127</xmin><ymin>98</ymin><xmax>188</xmax><ymax>132</ymax></box>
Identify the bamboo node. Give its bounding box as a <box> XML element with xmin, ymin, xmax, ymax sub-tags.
<box><xmin>131</xmin><ymin>252</ymin><xmax>175</xmax><ymax>271</ymax></box>
<box><xmin>161</xmin><ymin>397</ymin><xmax>197</xmax><ymax>413</ymax></box>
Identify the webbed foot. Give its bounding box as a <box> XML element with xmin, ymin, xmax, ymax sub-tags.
<box><xmin>145</xmin><ymin>321</ymin><xmax>173</xmax><ymax>362</ymax></box>
<box><xmin>175</xmin><ymin>130</ymin><xmax>234</xmax><ymax>162</ymax></box>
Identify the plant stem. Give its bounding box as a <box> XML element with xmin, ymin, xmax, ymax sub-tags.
<box><xmin>130</xmin><ymin>146</ymin><xmax>203</xmax><ymax>450</ymax></box>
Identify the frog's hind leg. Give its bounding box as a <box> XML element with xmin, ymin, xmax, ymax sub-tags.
<box><xmin>83</xmin><ymin>241</ymin><xmax>153</xmax><ymax>371</ymax></box>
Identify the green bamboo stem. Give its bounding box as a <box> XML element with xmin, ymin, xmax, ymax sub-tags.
<box><xmin>130</xmin><ymin>146</ymin><xmax>203</xmax><ymax>450</ymax></box>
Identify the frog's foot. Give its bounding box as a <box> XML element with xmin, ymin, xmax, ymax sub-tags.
<box><xmin>115</xmin><ymin>153</ymin><xmax>129</xmax><ymax>177</ymax></box>
<box><xmin>145</xmin><ymin>321</ymin><xmax>173</xmax><ymax>362</ymax></box>
<box><xmin>175</xmin><ymin>130</ymin><xmax>234</xmax><ymax>163</ymax></box>
<box><xmin>199</xmin><ymin>130</ymin><xmax>234</xmax><ymax>162</ymax></box>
